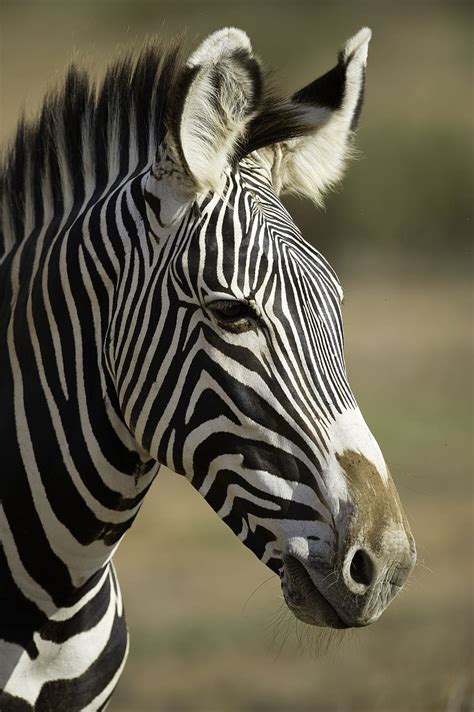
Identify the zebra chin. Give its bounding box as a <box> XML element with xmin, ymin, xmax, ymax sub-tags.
<box><xmin>281</xmin><ymin>555</ymin><xmax>350</xmax><ymax>629</ymax></box>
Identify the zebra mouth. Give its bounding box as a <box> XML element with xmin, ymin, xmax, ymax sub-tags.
<box><xmin>282</xmin><ymin>555</ymin><xmax>349</xmax><ymax>629</ymax></box>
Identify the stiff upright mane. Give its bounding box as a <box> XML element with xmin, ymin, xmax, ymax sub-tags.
<box><xmin>0</xmin><ymin>37</ymin><xmax>323</xmax><ymax>261</ymax></box>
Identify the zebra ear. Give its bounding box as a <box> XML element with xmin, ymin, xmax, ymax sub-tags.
<box><xmin>170</xmin><ymin>28</ymin><xmax>263</xmax><ymax>192</ymax></box>
<box><xmin>262</xmin><ymin>28</ymin><xmax>372</xmax><ymax>206</ymax></box>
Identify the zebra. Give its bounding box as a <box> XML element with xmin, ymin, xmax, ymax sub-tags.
<box><xmin>0</xmin><ymin>26</ymin><xmax>416</xmax><ymax>710</ymax></box>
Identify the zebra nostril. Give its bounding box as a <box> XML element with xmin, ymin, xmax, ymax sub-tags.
<box><xmin>348</xmin><ymin>548</ymin><xmax>375</xmax><ymax>589</ymax></box>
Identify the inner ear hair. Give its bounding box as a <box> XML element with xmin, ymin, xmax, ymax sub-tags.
<box><xmin>166</xmin><ymin>28</ymin><xmax>264</xmax><ymax>193</ymax></box>
<box><xmin>242</xmin><ymin>27</ymin><xmax>372</xmax><ymax>205</ymax></box>
<box><xmin>163</xmin><ymin>27</ymin><xmax>370</xmax><ymax>204</ymax></box>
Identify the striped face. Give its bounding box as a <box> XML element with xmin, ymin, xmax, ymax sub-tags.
<box><xmin>119</xmin><ymin>26</ymin><xmax>415</xmax><ymax>630</ymax></box>
<box><xmin>125</xmin><ymin>153</ymin><xmax>416</xmax><ymax>629</ymax></box>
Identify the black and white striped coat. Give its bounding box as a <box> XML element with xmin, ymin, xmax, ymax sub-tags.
<box><xmin>0</xmin><ymin>27</ymin><xmax>415</xmax><ymax>710</ymax></box>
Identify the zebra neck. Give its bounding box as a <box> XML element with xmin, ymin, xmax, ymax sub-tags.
<box><xmin>1</xmin><ymin>172</ymin><xmax>160</xmax><ymax>600</ymax></box>
<box><xmin>0</xmin><ymin>563</ymin><xmax>129</xmax><ymax>709</ymax></box>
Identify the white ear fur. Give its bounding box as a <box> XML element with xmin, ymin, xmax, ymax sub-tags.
<box><xmin>144</xmin><ymin>139</ymin><xmax>196</xmax><ymax>236</ymax></box>
<box><xmin>178</xmin><ymin>27</ymin><xmax>261</xmax><ymax>192</ymax></box>
<box><xmin>261</xmin><ymin>27</ymin><xmax>372</xmax><ymax>206</ymax></box>
<box><xmin>187</xmin><ymin>27</ymin><xmax>252</xmax><ymax>68</ymax></box>
<box><xmin>342</xmin><ymin>26</ymin><xmax>372</xmax><ymax>65</ymax></box>
<box><xmin>144</xmin><ymin>29</ymin><xmax>261</xmax><ymax>235</ymax></box>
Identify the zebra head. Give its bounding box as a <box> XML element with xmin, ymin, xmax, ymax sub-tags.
<box><xmin>117</xmin><ymin>28</ymin><xmax>416</xmax><ymax>629</ymax></box>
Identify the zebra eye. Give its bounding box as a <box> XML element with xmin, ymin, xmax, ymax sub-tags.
<box><xmin>208</xmin><ymin>300</ymin><xmax>257</xmax><ymax>333</ymax></box>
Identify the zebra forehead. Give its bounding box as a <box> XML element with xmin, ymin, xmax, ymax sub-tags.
<box><xmin>192</xmin><ymin>165</ymin><xmax>343</xmax><ymax>301</ymax></box>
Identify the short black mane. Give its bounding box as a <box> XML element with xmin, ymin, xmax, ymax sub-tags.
<box><xmin>0</xmin><ymin>37</ymin><xmax>319</xmax><ymax>260</ymax></box>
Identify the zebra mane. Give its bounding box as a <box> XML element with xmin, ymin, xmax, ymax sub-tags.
<box><xmin>0</xmin><ymin>38</ymin><xmax>321</xmax><ymax>260</ymax></box>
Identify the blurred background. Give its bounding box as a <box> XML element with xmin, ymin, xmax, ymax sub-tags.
<box><xmin>1</xmin><ymin>1</ymin><xmax>472</xmax><ymax>710</ymax></box>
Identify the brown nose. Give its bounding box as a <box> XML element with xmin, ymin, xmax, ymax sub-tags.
<box><xmin>333</xmin><ymin>449</ymin><xmax>417</xmax><ymax>624</ymax></box>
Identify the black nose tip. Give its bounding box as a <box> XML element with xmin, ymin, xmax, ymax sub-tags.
<box><xmin>348</xmin><ymin>548</ymin><xmax>375</xmax><ymax>590</ymax></box>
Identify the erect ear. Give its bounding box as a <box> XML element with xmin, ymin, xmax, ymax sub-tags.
<box><xmin>144</xmin><ymin>28</ymin><xmax>262</xmax><ymax>234</ymax></box>
<box><xmin>260</xmin><ymin>28</ymin><xmax>372</xmax><ymax>206</ymax></box>
<box><xmin>171</xmin><ymin>28</ymin><xmax>263</xmax><ymax>192</ymax></box>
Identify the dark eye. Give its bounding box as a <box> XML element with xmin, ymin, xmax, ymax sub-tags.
<box><xmin>208</xmin><ymin>300</ymin><xmax>258</xmax><ymax>333</ymax></box>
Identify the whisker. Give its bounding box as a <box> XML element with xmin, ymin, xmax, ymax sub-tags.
<box><xmin>241</xmin><ymin>574</ymin><xmax>277</xmax><ymax>616</ymax></box>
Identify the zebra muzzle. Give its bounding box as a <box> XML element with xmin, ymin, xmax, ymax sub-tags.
<box><xmin>281</xmin><ymin>527</ymin><xmax>416</xmax><ymax>629</ymax></box>
<box><xmin>281</xmin><ymin>554</ymin><xmax>349</xmax><ymax>629</ymax></box>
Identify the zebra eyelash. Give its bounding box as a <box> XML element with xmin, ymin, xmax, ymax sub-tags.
<box><xmin>206</xmin><ymin>299</ymin><xmax>261</xmax><ymax>334</ymax></box>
